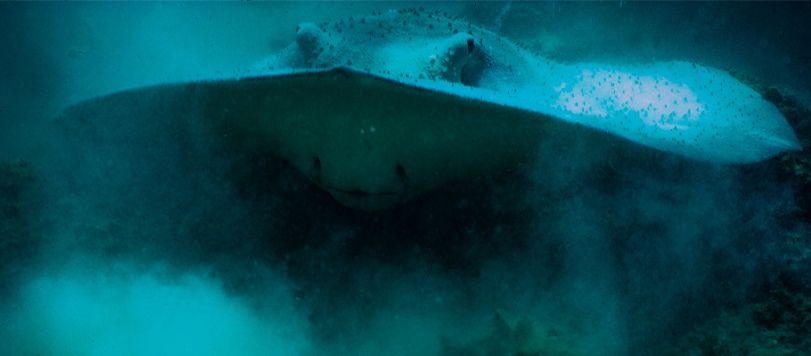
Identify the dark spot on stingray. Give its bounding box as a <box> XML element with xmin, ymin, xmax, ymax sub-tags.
<box><xmin>396</xmin><ymin>164</ymin><xmax>408</xmax><ymax>182</ymax></box>
<box><xmin>467</xmin><ymin>38</ymin><xmax>475</xmax><ymax>54</ymax></box>
<box><xmin>312</xmin><ymin>156</ymin><xmax>322</xmax><ymax>182</ymax></box>
<box><xmin>346</xmin><ymin>59</ymin><xmax>352</xmax><ymax>66</ymax></box>
<box><xmin>430</xmin><ymin>58</ymin><xmax>435</xmax><ymax>65</ymax></box>
<box><xmin>388</xmin><ymin>28</ymin><xmax>392</xmax><ymax>34</ymax></box>
<box><xmin>378</xmin><ymin>22</ymin><xmax>382</xmax><ymax>28</ymax></box>
<box><xmin>428</xmin><ymin>24</ymin><xmax>434</xmax><ymax>30</ymax></box>
<box><xmin>360</xmin><ymin>18</ymin><xmax>365</xmax><ymax>24</ymax></box>
<box><xmin>295</xmin><ymin>25</ymin><xmax>300</xmax><ymax>33</ymax></box>
<box><xmin>346</xmin><ymin>189</ymin><xmax>369</xmax><ymax>198</ymax></box>
<box><xmin>403</xmin><ymin>20</ymin><xmax>407</xmax><ymax>26</ymax></box>
<box><xmin>329</xmin><ymin>44</ymin><xmax>334</xmax><ymax>51</ymax></box>
<box><xmin>453</xmin><ymin>29</ymin><xmax>458</xmax><ymax>34</ymax></box>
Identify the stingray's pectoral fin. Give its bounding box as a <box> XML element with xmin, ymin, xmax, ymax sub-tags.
<box><xmin>424</xmin><ymin>33</ymin><xmax>487</xmax><ymax>85</ymax></box>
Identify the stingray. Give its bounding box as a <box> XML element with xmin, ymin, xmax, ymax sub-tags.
<box><xmin>58</xmin><ymin>8</ymin><xmax>801</xmax><ymax>210</ymax></box>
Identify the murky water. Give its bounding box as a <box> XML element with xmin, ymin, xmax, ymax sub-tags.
<box><xmin>1</xmin><ymin>3</ymin><xmax>809</xmax><ymax>355</ymax></box>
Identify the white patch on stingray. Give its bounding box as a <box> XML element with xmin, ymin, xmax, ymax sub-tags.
<box><xmin>555</xmin><ymin>69</ymin><xmax>705</xmax><ymax>130</ymax></box>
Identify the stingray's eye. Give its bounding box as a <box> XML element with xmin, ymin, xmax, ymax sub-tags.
<box><xmin>466</xmin><ymin>38</ymin><xmax>475</xmax><ymax>54</ymax></box>
<box><xmin>395</xmin><ymin>164</ymin><xmax>408</xmax><ymax>182</ymax></box>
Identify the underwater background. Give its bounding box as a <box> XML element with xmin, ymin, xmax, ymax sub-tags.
<box><xmin>1</xmin><ymin>2</ymin><xmax>810</xmax><ymax>355</ymax></box>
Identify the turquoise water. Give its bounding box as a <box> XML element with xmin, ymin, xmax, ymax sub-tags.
<box><xmin>1</xmin><ymin>2</ymin><xmax>809</xmax><ymax>355</ymax></box>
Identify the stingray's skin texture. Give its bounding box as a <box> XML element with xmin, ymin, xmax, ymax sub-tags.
<box><xmin>59</xmin><ymin>8</ymin><xmax>801</xmax><ymax>210</ymax></box>
<box><xmin>250</xmin><ymin>8</ymin><xmax>800</xmax><ymax>163</ymax></box>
